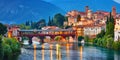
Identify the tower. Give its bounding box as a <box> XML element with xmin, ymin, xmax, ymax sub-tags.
<box><xmin>85</xmin><ymin>6</ymin><xmax>89</xmax><ymax>16</ymax></box>
<box><xmin>112</xmin><ymin>6</ymin><xmax>116</xmax><ymax>17</ymax></box>
<box><xmin>87</xmin><ymin>10</ymin><xmax>92</xmax><ymax>19</ymax></box>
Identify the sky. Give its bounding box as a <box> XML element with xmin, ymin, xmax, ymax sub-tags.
<box><xmin>43</xmin><ymin>0</ymin><xmax>120</xmax><ymax>12</ymax></box>
<box><xmin>0</xmin><ymin>0</ymin><xmax>120</xmax><ymax>24</ymax></box>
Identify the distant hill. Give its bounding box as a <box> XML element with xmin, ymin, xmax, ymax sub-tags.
<box><xmin>0</xmin><ymin>0</ymin><xmax>65</xmax><ymax>24</ymax></box>
<box><xmin>0</xmin><ymin>0</ymin><xmax>120</xmax><ymax>24</ymax></box>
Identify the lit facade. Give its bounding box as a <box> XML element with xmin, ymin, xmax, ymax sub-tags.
<box><xmin>7</xmin><ymin>26</ymin><xmax>20</xmax><ymax>38</ymax></box>
<box><xmin>84</xmin><ymin>24</ymin><xmax>105</xmax><ymax>38</ymax></box>
<box><xmin>114</xmin><ymin>18</ymin><xmax>120</xmax><ymax>41</ymax></box>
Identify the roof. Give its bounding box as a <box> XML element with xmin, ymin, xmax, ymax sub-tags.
<box><xmin>19</xmin><ymin>29</ymin><xmax>74</xmax><ymax>32</ymax></box>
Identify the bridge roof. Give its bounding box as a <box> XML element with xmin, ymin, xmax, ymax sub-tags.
<box><xmin>19</xmin><ymin>29</ymin><xmax>74</xmax><ymax>32</ymax></box>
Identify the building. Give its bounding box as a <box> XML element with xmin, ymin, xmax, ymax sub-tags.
<box><xmin>65</xmin><ymin>6</ymin><xmax>110</xmax><ymax>27</ymax></box>
<box><xmin>84</xmin><ymin>24</ymin><xmax>105</xmax><ymax>38</ymax></box>
<box><xmin>64</xmin><ymin>6</ymin><xmax>120</xmax><ymax>39</ymax></box>
<box><xmin>7</xmin><ymin>25</ymin><xmax>20</xmax><ymax>38</ymax></box>
<box><xmin>112</xmin><ymin>6</ymin><xmax>116</xmax><ymax>17</ymax></box>
<box><xmin>114</xmin><ymin>17</ymin><xmax>120</xmax><ymax>41</ymax></box>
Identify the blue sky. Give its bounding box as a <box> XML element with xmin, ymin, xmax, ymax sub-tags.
<box><xmin>43</xmin><ymin>0</ymin><xmax>120</xmax><ymax>12</ymax></box>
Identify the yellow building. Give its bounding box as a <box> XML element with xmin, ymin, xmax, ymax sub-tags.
<box><xmin>114</xmin><ymin>18</ymin><xmax>120</xmax><ymax>31</ymax></box>
<box><xmin>114</xmin><ymin>18</ymin><xmax>120</xmax><ymax>41</ymax></box>
<box><xmin>73</xmin><ymin>26</ymin><xmax>84</xmax><ymax>37</ymax></box>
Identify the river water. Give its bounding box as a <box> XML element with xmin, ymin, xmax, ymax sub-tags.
<box><xmin>18</xmin><ymin>43</ymin><xmax>120</xmax><ymax>60</ymax></box>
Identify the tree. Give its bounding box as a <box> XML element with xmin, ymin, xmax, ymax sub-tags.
<box><xmin>3</xmin><ymin>38</ymin><xmax>21</xmax><ymax>60</ymax></box>
<box><xmin>96</xmin><ymin>30</ymin><xmax>105</xmax><ymax>38</ymax></box>
<box><xmin>65</xmin><ymin>16</ymin><xmax>68</xmax><ymax>21</ymax></box>
<box><xmin>31</xmin><ymin>21</ymin><xmax>36</xmax><ymax>29</ymax></box>
<box><xmin>84</xmin><ymin>35</ymin><xmax>89</xmax><ymax>42</ymax></box>
<box><xmin>105</xmin><ymin>12</ymin><xmax>114</xmax><ymax>37</ymax></box>
<box><xmin>106</xmin><ymin>37</ymin><xmax>114</xmax><ymax>48</ymax></box>
<box><xmin>53</xmin><ymin>13</ymin><xmax>65</xmax><ymax>28</ymax></box>
<box><xmin>78</xmin><ymin>36</ymin><xmax>84</xmax><ymax>42</ymax></box>
<box><xmin>77</xmin><ymin>15</ymin><xmax>81</xmax><ymax>22</ymax></box>
<box><xmin>0</xmin><ymin>23</ymin><xmax>7</xmax><ymax>35</ymax></box>
<box><xmin>0</xmin><ymin>36</ymin><xmax>4</xmax><ymax>60</ymax></box>
<box><xmin>54</xmin><ymin>36</ymin><xmax>62</xmax><ymax>42</ymax></box>
<box><xmin>36</xmin><ymin>19</ymin><xmax>46</xmax><ymax>29</ymax></box>
<box><xmin>48</xmin><ymin>16</ymin><xmax>52</xmax><ymax>26</ymax></box>
<box><xmin>25</xmin><ymin>21</ymin><xmax>30</xmax><ymax>26</ymax></box>
<box><xmin>19</xmin><ymin>24</ymin><xmax>31</xmax><ymax>30</ymax></box>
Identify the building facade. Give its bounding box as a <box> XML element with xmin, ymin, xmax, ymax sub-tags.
<box><xmin>114</xmin><ymin>18</ymin><xmax>120</xmax><ymax>41</ymax></box>
<box><xmin>84</xmin><ymin>24</ymin><xmax>105</xmax><ymax>38</ymax></box>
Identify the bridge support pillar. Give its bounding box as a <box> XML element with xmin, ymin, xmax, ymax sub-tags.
<box><xmin>39</xmin><ymin>37</ymin><xmax>45</xmax><ymax>44</ymax></box>
<box><xmin>28</xmin><ymin>37</ymin><xmax>33</xmax><ymax>45</ymax></box>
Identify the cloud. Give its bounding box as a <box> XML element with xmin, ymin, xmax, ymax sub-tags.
<box><xmin>113</xmin><ymin>0</ymin><xmax>120</xmax><ymax>4</ymax></box>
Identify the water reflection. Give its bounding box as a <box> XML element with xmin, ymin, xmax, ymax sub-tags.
<box><xmin>56</xmin><ymin>44</ymin><xmax>61</xmax><ymax>60</ymax></box>
<box><xmin>114</xmin><ymin>52</ymin><xmax>120</xmax><ymax>60</ymax></box>
<box><xmin>66</xmin><ymin>43</ymin><xmax>70</xmax><ymax>60</ymax></box>
<box><xmin>50</xmin><ymin>44</ymin><xmax>53</xmax><ymax>60</ymax></box>
<box><xmin>39</xmin><ymin>43</ymin><xmax>120</xmax><ymax>60</ymax></box>
<box><xmin>42</xmin><ymin>45</ymin><xmax>44</xmax><ymax>60</ymax></box>
<box><xmin>33</xmin><ymin>44</ymin><xmax>37</xmax><ymax>60</ymax></box>
<box><xmin>79</xmin><ymin>46</ymin><xmax>83</xmax><ymax>60</ymax></box>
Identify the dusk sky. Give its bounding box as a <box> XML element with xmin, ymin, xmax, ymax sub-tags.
<box><xmin>0</xmin><ymin>0</ymin><xmax>120</xmax><ymax>24</ymax></box>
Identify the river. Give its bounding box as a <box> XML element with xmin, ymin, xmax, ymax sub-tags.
<box><xmin>18</xmin><ymin>43</ymin><xmax>120</xmax><ymax>60</ymax></box>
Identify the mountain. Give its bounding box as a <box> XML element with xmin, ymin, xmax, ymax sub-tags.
<box><xmin>0</xmin><ymin>0</ymin><xmax>120</xmax><ymax>24</ymax></box>
<box><xmin>0</xmin><ymin>0</ymin><xmax>65</xmax><ymax>24</ymax></box>
<box><xmin>44</xmin><ymin>0</ymin><xmax>120</xmax><ymax>12</ymax></box>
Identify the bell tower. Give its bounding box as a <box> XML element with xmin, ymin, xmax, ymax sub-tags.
<box><xmin>85</xmin><ymin>6</ymin><xmax>89</xmax><ymax>16</ymax></box>
<box><xmin>112</xmin><ymin>6</ymin><xmax>116</xmax><ymax>17</ymax></box>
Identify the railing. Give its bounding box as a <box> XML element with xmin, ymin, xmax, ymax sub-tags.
<box><xmin>18</xmin><ymin>30</ymin><xmax>76</xmax><ymax>37</ymax></box>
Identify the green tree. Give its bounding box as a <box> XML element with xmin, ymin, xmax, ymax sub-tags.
<box><xmin>19</xmin><ymin>24</ymin><xmax>31</xmax><ymax>29</ymax></box>
<box><xmin>31</xmin><ymin>21</ymin><xmax>36</xmax><ymax>29</ymax></box>
<box><xmin>0</xmin><ymin>23</ymin><xmax>7</xmax><ymax>35</ymax></box>
<box><xmin>0</xmin><ymin>36</ymin><xmax>4</xmax><ymax>60</ymax></box>
<box><xmin>36</xmin><ymin>19</ymin><xmax>46</xmax><ymax>29</ymax></box>
<box><xmin>97</xmin><ymin>30</ymin><xmax>105</xmax><ymax>38</ymax></box>
<box><xmin>106</xmin><ymin>37</ymin><xmax>114</xmax><ymax>48</ymax></box>
<box><xmin>51</xmin><ymin>18</ymin><xmax>54</xmax><ymax>26</ymax></box>
<box><xmin>2</xmin><ymin>43</ymin><xmax>12</xmax><ymax>60</ymax></box>
<box><xmin>3</xmin><ymin>38</ymin><xmax>21</xmax><ymax>60</ymax></box>
<box><xmin>65</xmin><ymin>16</ymin><xmax>68</xmax><ymax>21</ymax></box>
<box><xmin>48</xmin><ymin>16</ymin><xmax>52</xmax><ymax>26</ymax></box>
<box><xmin>54</xmin><ymin>36</ymin><xmax>62</xmax><ymax>42</ymax></box>
<box><xmin>25</xmin><ymin>21</ymin><xmax>30</xmax><ymax>26</ymax></box>
<box><xmin>105</xmin><ymin>12</ymin><xmax>114</xmax><ymax>37</ymax></box>
<box><xmin>77</xmin><ymin>15</ymin><xmax>81</xmax><ymax>22</ymax></box>
<box><xmin>84</xmin><ymin>35</ymin><xmax>89</xmax><ymax>42</ymax></box>
<box><xmin>53</xmin><ymin>13</ymin><xmax>65</xmax><ymax>28</ymax></box>
<box><xmin>78</xmin><ymin>36</ymin><xmax>84</xmax><ymax>42</ymax></box>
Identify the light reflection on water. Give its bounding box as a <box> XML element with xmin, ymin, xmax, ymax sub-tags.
<box><xmin>25</xmin><ymin>43</ymin><xmax>120</xmax><ymax>60</ymax></box>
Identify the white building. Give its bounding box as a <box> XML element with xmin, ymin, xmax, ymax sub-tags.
<box><xmin>114</xmin><ymin>18</ymin><xmax>120</xmax><ymax>41</ymax></box>
<box><xmin>114</xmin><ymin>30</ymin><xmax>120</xmax><ymax>41</ymax></box>
<box><xmin>84</xmin><ymin>24</ymin><xmax>105</xmax><ymax>38</ymax></box>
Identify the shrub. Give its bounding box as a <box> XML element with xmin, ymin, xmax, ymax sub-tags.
<box><xmin>0</xmin><ymin>36</ymin><xmax>4</xmax><ymax>60</ymax></box>
<box><xmin>78</xmin><ymin>36</ymin><xmax>84</xmax><ymax>42</ymax></box>
<box><xmin>2</xmin><ymin>37</ymin><xmax>21</xmax><ymax>60</ymax></box>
